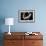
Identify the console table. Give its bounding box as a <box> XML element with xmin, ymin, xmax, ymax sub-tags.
<box><xmin>4</xmin><ymin>32</ymin><xmax>43</xmax><ymax>46</ymax></box>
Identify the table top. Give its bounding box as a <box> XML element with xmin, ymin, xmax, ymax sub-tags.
<box><xmin>4</xmin><ymin>32</ymin><xmax>43</xmax><ymax>40</ymax></box>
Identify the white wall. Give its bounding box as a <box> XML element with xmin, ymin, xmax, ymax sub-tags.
<box><xmin>0</xmin><ymin>0</ymin><xmax>46</xmax><ymax>32</ymax></box>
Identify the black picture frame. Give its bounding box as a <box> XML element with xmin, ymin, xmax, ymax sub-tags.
<box><xmin>18</xmin><ymin>10</ymin><xmax>35</xmax><ymax>23</ymax></box>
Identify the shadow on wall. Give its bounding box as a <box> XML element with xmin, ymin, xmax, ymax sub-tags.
<box><xmin>0</xmin><ymin>16</ymin><xmax>5</xmax><ymax>46</ymax></box>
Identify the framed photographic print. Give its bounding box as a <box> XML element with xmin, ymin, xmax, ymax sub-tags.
<box><xmin>18</xmin><ymin>10</ymin><xmax>35</xmax><ymax>23</ymax></box>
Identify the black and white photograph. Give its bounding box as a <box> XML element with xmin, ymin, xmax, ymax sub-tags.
<box><xmin>18</xmin><ymin>10</ymin><xmax>35</xmax><ymax>23</ymax></box>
